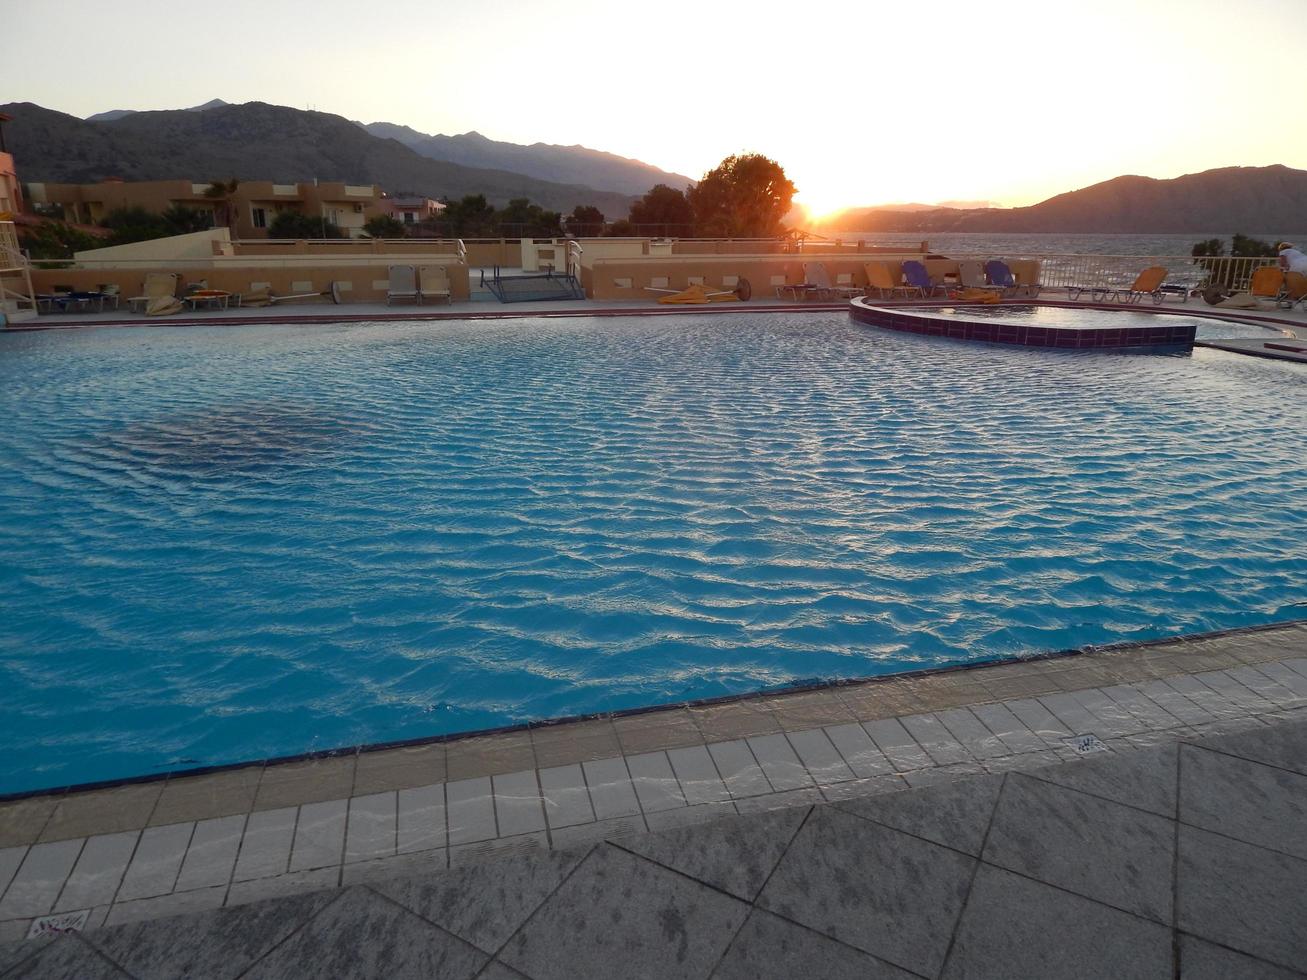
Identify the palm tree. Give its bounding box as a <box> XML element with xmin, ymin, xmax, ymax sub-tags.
<box><xmin>202</xmin><ymin>178</ymin><xmax>240</xmax><ymax>233</ymax></box>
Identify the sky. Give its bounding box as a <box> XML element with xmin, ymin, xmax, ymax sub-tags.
<box><xmin>5</xmin><ymin>0</ymin><xmax>1306</xmax><ymax>217</ymax></box>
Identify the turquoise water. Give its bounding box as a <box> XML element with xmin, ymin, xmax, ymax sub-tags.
<box><xmin>913</xmin><ymin>304</ymin><xmax>1292</xmax><ymax>339</ymax></box>
<box><xmin>2</xmin><ymin>313</ymin><xmax>1306</xmax><ymax>793</ymax></box>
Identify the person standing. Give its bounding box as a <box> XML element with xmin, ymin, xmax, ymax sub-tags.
<box><xmin>1277</xmin><ymin>242</ymin><xmax>1307</xmax><ymax>275</ymax></box>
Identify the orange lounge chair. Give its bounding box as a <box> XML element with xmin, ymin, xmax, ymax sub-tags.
<box><xmin>1280</xmin><ymin>271</ymin><xmax>1307</xmax><ymax>309</ymax></box>
<box><xmin>1249</xmin><ymin>266</ymin><xmax>1285</xmax><ymax>301</ymax></box>
<box><xmin>863</xmin><ymin>261</ymin><xmax>913</xmax><ymax>299</ymax></box>
<box><xmin>1092</xmin><ymin>266</ymin><xmax>1169</xmax><ymax>305</ymax></box>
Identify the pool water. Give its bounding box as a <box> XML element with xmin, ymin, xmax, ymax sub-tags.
<box><xmin>920</xmin><ymin>304</ymin><xmax>1291</xmax><ymax>341</ymax></box>
<box><xmin>2</xmin><ymin>314</ymin><xmax>1306</xmax><ymax>793</ymax></box>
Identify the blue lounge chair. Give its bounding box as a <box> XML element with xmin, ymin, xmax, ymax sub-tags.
<box><xmin>901</xmin><ymin>260</ymin><xmax>944</xmax><ymax>298</ymax></box>
<box><xmin>984</xmin><ymin>260</ymin><xmax>1019</xmax><ymax>296</ymax></box>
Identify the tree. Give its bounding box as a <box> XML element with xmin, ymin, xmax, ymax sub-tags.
<box><xmin>627</xmin><ymin>184</ymin><xmax>693</xmax><ymax>235</ymax></box>
<box><xmin>202</xmin><ymin>178</ymin><xmax>241</xmax><ymax>232</ymax></box>
<box><xmin>102</xmin><ymin>206</ymin><xmax>172</xmax><ymax>245</ymax></box>
<box><xmin>363</xmin><ymin>214</ymin><xmax>407</xmax><ymax>238</ymax></box>
<box><xmin>18</xmin><ymin>220</ymin><xmax>105</xmax><ymax>261</ymax></box>
<box><xmin>440</xmin><ymin>195</ymin><xmax>499</xmax><ymax>237</ymax></box>
<box><xmin>160</xmin><ymin>205</ymin><xmax>216</xmax><ymax>235</ymax></box>
<box><xmin>497</xmin><ymin>198</ymin><xmax>563</xmax><ymax>237</ymax></box>
<box><xmin>267</xmin><ymin>210</ymin><xmax>345</xmax><ymax>239</ymax></box>
<box><xmin>686</xmin><ymin>154</ymin><xmax>796</xmax><ymax>238</ymax></box>
<box><xmin>564</xmin><ymin>204</ymin><xmax>605</xmax><ymax>237</ymax></box>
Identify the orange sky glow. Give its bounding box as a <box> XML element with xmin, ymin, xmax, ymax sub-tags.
<box><xmin>6</xmin><ymin>0</ymin><xmax>1305</xmax><ymax>216</ymax></box>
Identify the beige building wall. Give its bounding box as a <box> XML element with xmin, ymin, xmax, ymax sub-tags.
<box><xmin>0</xmin><ymin>153</ymin><xmax>22</xmax><ymax>216</ymax></box>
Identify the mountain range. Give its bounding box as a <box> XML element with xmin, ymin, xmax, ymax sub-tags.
<box><xmin>821</xmin><ymin>166</ymin><xmax>1307</xmax><ymax>234</ymax></box>
<box><xmin>1</xmin><ymin>101</ymin><xmax>644</xmax><ymax>217</ymax></box>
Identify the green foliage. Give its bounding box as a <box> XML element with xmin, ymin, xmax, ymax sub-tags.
<box><xmin>160</xmin><ymin>205</ymin><xmax>216</xmax><ymax>235</ymax></box>
<box><xmin>1190</xmin><ymin>233</ymin><xmax>1280</xmax><ymax>290</ymax></box>
<box><xmin>687</xmin><ymin>154</ymin><xmax>796</xmax><ymax>238</ymax></box>
<box><xmin>102</xmin><ymin>206</ymin><xmax>172</xmax><ymax>245</ymax></box>
<box><xmin>497</xmin><ymin>198</ymin><xmax>563</xmax><ymax>236</ymax></box>
<box><xmin>603</xmin><ymin>219</ymin><xmax>635</xmax><ymax>237</ymax></box>
<box><xmin>363</xmin><ymin>214</ymin><xmax>407</xmax><ymax>238</ymax></box>
<box><xmin>1190</xmin><ymin>238</ymin><xmax>1224</xmax><ymax>258</ymax></box>
<box><xmin>18</xmin><ymin>220</ymin><xmax>105</xmax><ymax>260</ymax></box>
<box><xmin>627</xmin><ymin>184</ymin><xmax>693</xmax><ymax>234</ymax></box>
<box><xmin>1231</xmin><ymin>233</ymin><xmax>1277</xmax><ymax>257</ymax></box>
<box><xmin>565</xmin><ymin>205</ymin><xmax>605</xmax><ymax>236</ymax></box>
<box><xmin>267</xmin><ymin>210</ymin><xmax>345</xmax><ymax>239</ymax></box>
<box><xmin>202</xmin><ymin>179</ymin><xmax>241</xmax><ymax>230</ymax></box>
<box><xmin>439</xmin><ymin>194</ymin><xmax>499</xmax><ymax>237</ymax></box>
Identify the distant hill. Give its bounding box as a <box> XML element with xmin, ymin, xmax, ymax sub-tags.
<box><xmin>86</xmin><ymin>99</ymin><xmax>230</xmax><ymax>123</ymax></box>
<box><xmin>821</xmin><ymin>166</ymin><xmax>1307</xmax><ymax>234</ymax></box>
<box><xmin>4</xmin><ymin>101</ymin><xmax>637</xmax><ymax>217</ymax></box>
<box><xmin>362</xmin><ymin>121</ymin><xmax>695</xmax><ymax>197</ymax></box>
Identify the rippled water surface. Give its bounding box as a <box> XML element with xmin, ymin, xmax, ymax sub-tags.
<box><xmin>2</xmin><ymin>314</ymin><xmax>1306</xmax><ymax>792</ymax></box>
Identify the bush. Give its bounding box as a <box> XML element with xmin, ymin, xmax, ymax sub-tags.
<box><xmin>267</xmin><ymin>211</ymin><xmax>345</xmax><ymax>239</ymax></box>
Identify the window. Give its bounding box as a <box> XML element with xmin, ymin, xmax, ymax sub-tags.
<box><xmin>251</xmin><ymin>207</ymin><xmax>267</xmax><ymax>229</ymax></box>
<box><xmin>403</xmin><ymin>212</ymin><xmax>415</xmax><ymax>224</ymax></box>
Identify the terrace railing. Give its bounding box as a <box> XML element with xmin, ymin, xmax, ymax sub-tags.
<box><xmin>944</xmin><ymin>252</ymin><xmax>1280</xmax><ymax>295</ymax></box>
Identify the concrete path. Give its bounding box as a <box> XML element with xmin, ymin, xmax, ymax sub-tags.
<box><xmin>2</xmin><ymin>711</ymin><xmax>1304</xmax><ymax>978</ymax></box>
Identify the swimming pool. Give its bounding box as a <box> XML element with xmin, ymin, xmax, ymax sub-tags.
<box><xmin>3</xmin><ymin>313</ymin><xmax>1306</xmax><ymax>793</ymax></box>
<box><xmin>905</xmin><ymin>303</ymin><xmax>1291</xmax><ymax>340</ymax></box>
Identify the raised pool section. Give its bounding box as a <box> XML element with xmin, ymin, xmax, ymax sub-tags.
<box><xmin>845</xmin><ymin>297</ymin><xmax>1283</xmax><ymax>350</ymax></box>
<box><xmin>3</xmin><ymin>312</ymin><xmax>1306</xmax><ymax>793</ymax></box>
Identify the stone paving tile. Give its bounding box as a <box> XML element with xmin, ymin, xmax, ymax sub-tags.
<box><xmin>666</xmin><ymin>746</ymin><xmax>731</xmax><ymax>804</ymax></box>
<box><xmin>479</xmin><ymin>962</ymin><xmax>532</xmax><ymax>980</ymax></box>
<box><xmin>834</xmin><ymin>773</ymin><xmax>1002</xmax><ymax>856</ymax></box>
<box><xmin>344</xmin><ymin>791</ymin><xmax>397</xmax><ymax>864</ymax></box>
<box><xmin>252</xmin><ymin>756</ymin><xmax>355</xmax><ymax>812</ymax></box>
<box><xmin>1163</xmin><ymin>674</ymin><xmax>1246</xmax><ymax>720</ymax></box>
<box><xmin>983</xmin><ymin>773</ymin><xmax>1174</xmax><ymax>922</ymax></box>
<box><xmin>758</xmin><ymin>806</ymin><xmax>973</xmax><ymax>977</ymax></box>
<box><xmin>1177</xmin><ymin>825</ymin><xmax>1307</xmax><ymax>972</ymax></box>
<box><xmin>499</xmin><ymin>845</ymin><xmax>749</xmax><ymax>980</ymax></box>
<box><xmin>39</xmin><ymin>784</ymin><xmax>162</xmax><ymax>843</ymax></box>
<box><xmin>243</xmin><ymin>887</ymin><xmax>487</xmax><ymax>979</ymax></box>
<box><xmin>446</xmin><ymin>777</ymin><xmax>497</xmax><ymax>846</ymax></box>
<box><xmin>687</xmin><ymin>701</ymin><xmax>782</xmax><ymax>741</ymax></box>
<box><xmin>1195</xmin><ymin>719</ymin><xmax>1307</xmax><ymax>777</ymax></box>
<box><xmin>1003</xmin><ymin>697</ymin><xmax>1073</xmax><ymax>747</ymax></box>
<box><xmin>1178</xmin><ymin>743</ymin><xmax>1307</xmax><ymax>859</ymax></box>
<box><xmin>231</xmin><ymin>807</ymin><xmax>296</xmax><ymax>882</ymax></box>
<box><xmin>898</xmin><ymin>713</ymin><xmax>973</xmax><ymax>765</ymax></box>
<box><xmin>1069</xmin><ymin>688</ymin><xmax>1146</xmax><ymax>738</ymax></box>
<box><xmin>969</xmin><ymin>702</ymin><xmax>1053</xmax><ymax>755</ymax></box>
<box><xmin>735</xmin><ymin>787</ymin><xmax>823</xmax><ymax>815</ymax></box>
<box><xmin>644</xmin><ymin>802</ymin><xmax>737</xmax><ymax>833</ymax></box>
<box><xmin>352</xmin><ymin>743</ymin><xmax>446</xmax><ymax>795</ymax></box>
<box><xmin>449</xmin><ymin>831</ymin><xmax>548</xmax><ymax>867</ymax></box>
<box><xmin>862</xmin><ymin>717</ymin><xmax>933</xmax><ymax>772</ymax></box>
<box><xmin>397</xmin><ymin>783</ymin><xmax>446</xmax><ymax>854</ymax></box>
<box><xmin>818</xmin><ymin>775</ymin><xmax>907</xmax><ymax>803</ymax></box>
<box><xmin>0</xmin><ymin>840</ymin><xmax>83</xmax><ymax>919</ymax></box>
<box><xmin>1135</xmin><ymin>679</ymin><xmax>1218</xmax><ymax>726</ymax></box>
<box><xmin>712</xmin><ymin>908</ymin><xmax>916</xmax><ymax>980</ymax></box>
<box><xmin>538</xmin><ymin>764</ymin><xmax>594</xmax><ymax>829</ymax></box>
<box><xmin>491</xmin><ymin>771</ymin><xmax>546</xmax><ymax>838</ymax></box>
<box><xmin>941</xmin><ymin>865</ymin><xmax>1173</xmax><ymax>980</ymax></box>
<box><xmin>446</xmin><ymin>732</ymin><xmax>534</xmax><ymax>782</ymax></box>
<box><xmin>549</xmin><ymin>815</ymin><xmax>647</xmax><ymax>851</ymax></box>
<box><xmin>706</xmin><ymin>740</ymin><xmax>771</xmax><ymax>799</ymax></box>
<box><xmin>616</xmin><ymin>806</ymin><xmax>808</xmax><ymax>902</ymax></box>
<box><xmin>52</xmin><ymin>832</ymin><xmax>136</xmax><ymax>912</ymax></box>
<box><xmin>1030</xmin><ymin>742</ymin><xmax>1178</xmax><ymax>817</ymax></box>
<box><xmin>3</xmin><ymin>935</ymin><xmax>129</xmax><ymax>978</ymax></box>
<box><xmin>0</xmin><ymin>848</ymin><xmax>24</xmax><ymax>902</ymax></box>
<box><xmin>375</xmin><ymin>846</ymin><xmax>585</xmax><ymax>952</ymax></box>
<box><xmin>0</xmin><ymin>798</ymin><xmax>58</xmax><ymax>850</ymax></box>
<box><xmin>148</xmin><ymin>767</ymin><xmax>261</xmax><ymax>826</ymax></box>
<box><xmin>1177</xmin><ymin>934</ymin><xmax>1307</xmax><ymax>980</ymax></box>
<box><xmin>902</xmin><ymin>762</ymin><xmax>987</xmax><ymax>788</ymax></box>
<box><xmin>1099</xmin><ymin>683</ymin><xmax>1183</xmax><ymax>732</ymax></box>
<box><xmin>90</xmin><ymin>888</ymin><xmax>337</xmax><ymax>979</ymax></box>
<box><xmin>0</xmin><ymin>934</ymin><xmax>50</xmax><ymax>974</ymax></box>
<box><xmin>117</xmin><ymin>822</ymin><xmax>192</xmax><ymax>902</ymax></box>
<box><xmin>782</xmin><ymin>730</ymin><xmax>854</xmax><ymax>786</ymax></box>
<box><xmin>103</xmin><ymin>884</ymin><xmax>227</xmax><ymax>927</ymax></box>
<box><xmin>226</xmin><ymin>867</ymin><xmax>338</xmax><ymax>906</ymax></box>
<box><xmin>626</xmin><ymin>752</ymin><xmax>687</xmax><ymax>813</ymax></box>
<box><xmin>821</xmin><ymin>723</ymin><xmax>895</xmax><ymax>778</ymax></box>
<box><xmin>582</xmin><ymin>757</ymin><xmax>641</xmax><ymax>820</ymax></box>
<box><xmin>1195</xmin><ymin>670</ymin><xmax>1273</xmax><ymax>715</ymax></box>
<box><xmin>744</xmin><ymin>735</ymin><xmax>813</xmax><ymax>791</ymax></box>
<box><xmin>613</xmin><ymin>708</ymin><xmax>706</xmax><ymax>755</ymax></box>
<box><xmin>981</xmin><ymin>749</ymin><xmax>1062</xmax><ymax>774</ymax></box>
<box><xmin>1038</xmin><ymin>692</ymin><xmax>1104</xmax><ymax>735</ymax></box>
<box><xmin>288</xmin><ymin>800</ymin><xmax>347</xmax><ymax>872</ymax></box>
<box><xmin>530</xmin><ymin>720</ymin><xmax>621</xmax><ymax>769</ymax></box>
<box><xmin>766</xmin><ymin>690</ymin><xmax>857</xmax><ymax>730</ymax></box>
<box><xmin>341</xmin><ymin>847</ymin><xmax>447</xmax><ymax>886</ymax></box>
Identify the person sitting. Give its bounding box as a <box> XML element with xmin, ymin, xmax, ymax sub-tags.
<box><xmin>1277</xmin><ymin>242</ymin><xmax>1307</xmax><ymax>275</ymax></box>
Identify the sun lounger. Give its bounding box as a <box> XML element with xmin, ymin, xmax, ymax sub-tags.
<box><xmin>1249</xmin><ymin>266</ymin><xmax>1285</xmax><ymax>302</ymax></box>
<box><xmin>127</xmin><ymin>272</ymin><xmax>180</xmax><ymax>313</ymax></box>
<box><xmin>1279</xmin><ymin>271</ymin><xmax>1307</xmax><ymax>309</ymax></box>
<box><xmin>1089</xmin><ymin>266</ymin><xmax>1168</xmax><ymax>305</ymax></box>
<box><xmin>386</xmin><ymin>265</ymin><xmax>419</xmax><ymax>305</ymax></box>
<box><xmin>418</xmin><ymin>265</ymin><xmax>453</xmax><ymax>305</ymax></box>
<box><xmin>863</xmin><ymin>262</ymin><xmax>913</xmax><ymax>299</ymax></box>
<box><xmin>983</xmin><ymin>260</ymin><xmax>1021</xmax><ymax>297</ymax></box>
<box><xmin>901</xmin><ymin>260</ymin><xmax>944</xmax><ymax>298</ymax></box>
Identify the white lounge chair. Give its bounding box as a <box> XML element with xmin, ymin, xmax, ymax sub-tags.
<box><xmin>127</xmin><ymin>272</ymin><xmax>179</xmax><ymax>313</ymax></box>
<box><xmin>387</xmin><ymin>265</ymin><xmax>419</xmax><ymax>305</ymax></box>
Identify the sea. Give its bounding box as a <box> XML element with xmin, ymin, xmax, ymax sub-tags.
<box><xmin>826</xmin><ymin>232</ymin><xmax>1307</xmax><ymax>257</ymax></box>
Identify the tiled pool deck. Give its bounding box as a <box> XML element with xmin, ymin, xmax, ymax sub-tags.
<box><xmin>1</xmin><ymin>620</ymin><xmax>1305</xmax><ymax>956</ymax></box>
<box><xmin>2</xmin><ymin>634</ymin><xmax>1306</xmax><ymax>978</ymax></box>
